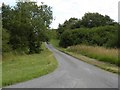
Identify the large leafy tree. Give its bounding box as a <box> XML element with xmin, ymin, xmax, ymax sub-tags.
<box><xmin>81</xmin><ymin>12</ymin><xmax>114</xmax><ymax>28</ymax></box>
<box><xmin>2</xmin><ymin>1</ymin><xmax>53</xmax><ymax>53</ymax></box>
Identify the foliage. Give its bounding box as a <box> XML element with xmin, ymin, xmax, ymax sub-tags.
<box><xmin>47</xmin><ymin>29</ymin><xmax>58</xmax><ymax>40</ymax></box>
<box><xmin>57</xmin><ymin>12</ymin><xmax>117</xmax><ymax>36</ymax></box>
<box><xmin>81</xmin><ymin>12</ymin><xmax>114</xmax><ymax>28</ymax></box>
<box><xmin>59</xmin><ymin>25</ymin><xmax>118</xmax><ymax>48</ymax></box>
<box><xmin>59</xmin><ymin>30</ymin><xmax>74</xmax><ymax>48</ymax></box>
<box><xmin>57</xmin><ymin>18</ymin><xmax>80</xmax><ymax>35</ymax></box>
<box><xmin>2</xmin><ymin>2</ymin><xmax>53</xmax><ymax>53</ymax></box>
<box><xmin>50</xmin><ymin>39</ymin><xmax>60</xmax><ymax>48</ymax></box>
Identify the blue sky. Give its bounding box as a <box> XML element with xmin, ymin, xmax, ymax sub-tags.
<box><xmin>0</xmin><ymin>0</ymin><xmax>119</xmax><ymax>29</ymax></box>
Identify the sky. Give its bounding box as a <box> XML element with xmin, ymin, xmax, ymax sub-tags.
<box><xmin>0</xmin><ymin>0</ymin><xmax>120</xmax><ymax>29</ymax></box>
<box><xmin>118</xmin><ymin>1</ymin><xmax>120</xmax><ymax>23</ymax></box>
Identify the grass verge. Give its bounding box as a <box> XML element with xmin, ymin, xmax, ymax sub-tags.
<box><xmin>2</xmin><ymin>43</ymin><xmax>58</xmax><ymax>87</ymax></box>
<box><xmin>50</xmin><ymin>39</ymin><xmax>119</xmax><ymax>74</ymax></box>
<box><xmin>67</xmin><ymin>45</ymin><xmax>119</xmax><ymax>65</ymax></box>
<box><xmin>0</xmin><ymin>55</ymin><xmax>2</xmax><ymax>87</ymax></box>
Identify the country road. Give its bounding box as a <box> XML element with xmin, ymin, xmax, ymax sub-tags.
<box><xmin>5</xmin><ymin>43</ymin><xmax>118</xmax><ymax>88</ymax></box>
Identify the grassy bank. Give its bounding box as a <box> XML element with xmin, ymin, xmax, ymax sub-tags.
<box><xmin>50</xmin><ymin>39</ymin><xmax>119</xmax><ymax>74</ymax></box>
<box><xmin>66</xmin><ymin>45</ymin><xmax>119</xmax><ymax>66</ymax></box>
<box><xmin>2</xmin><ymin>43</ymin><xmax>58</xmax><ymax>87</ymax></box>
<box><xmin>0</xmin><ymin>55</ymin><xmax>2</xmax><ymax>87</ymax></box>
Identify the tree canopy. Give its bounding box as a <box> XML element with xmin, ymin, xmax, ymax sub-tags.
<box><xmin>57</xmin><ymin>12</ymin><xmax>116</xmax><ymax>35</ymax></box>
<box><xmin>2</xmin><ymin>1</ymin><xmax>53</xmax><ymax>53</ymax></box>
<box><xmin>81</xmin><ymin>12</ymin><xmax>114</xmax><ymax>28</ymax></box>
<box><xmin>57</xmin><ymin>12</ymin><xmax>119</xmax><ymax>48</ymax></box>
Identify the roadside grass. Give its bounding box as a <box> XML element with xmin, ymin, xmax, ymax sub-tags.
<box><xmin>50</xmin><ymin>39</ymin><xmax>119</xmax><ymax>74</ymax></box>
<box><xmin>66</xmin><ymin>45</ymin><xmax>119</xmax><ymax>66</ymax></box>
<box><xmin>0</xmin><ymin>55</ymin><xmax>2</xmax><ymax>87</ymax></box>
<box><xmin>2</xmin><ymin>43</ymin><xmax>58</xmax><ymax>87</ymax></box>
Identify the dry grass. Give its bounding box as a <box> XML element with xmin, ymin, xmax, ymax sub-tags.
<box><xmin>67</xmin><ymin>45</ymin><xmax>119</xmax><ymax>66</ymax></box>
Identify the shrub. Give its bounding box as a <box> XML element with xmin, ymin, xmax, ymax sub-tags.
<box><xmin>59</xmin><ymin>25</ymin><xmax>118</xmax><ymax>48</ymax></box>
<box><xmin>59</xmin><ymin>30</ymin><xmax>74</xmax><ymax>48</ymax></box>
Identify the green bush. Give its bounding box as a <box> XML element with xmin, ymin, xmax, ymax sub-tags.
<box><xmin>59</xmin><ymin>25</ymin><xmax>118</xmax><ymax>48</ymax></box>
<box><xmin>59</xmin><ymin>30</ymin><xmax>74</xmax><ymax>48</ymax></box>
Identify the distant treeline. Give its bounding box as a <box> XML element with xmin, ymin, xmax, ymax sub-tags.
<box><xmin>2</xmin><ymin>2</ymin><xmax>53</xmax><ymax>54</ymax></box>
<box><xmin>57</xmin><ymin>13</ymin><xmax>119</xmax><ymax>48</ymax></box>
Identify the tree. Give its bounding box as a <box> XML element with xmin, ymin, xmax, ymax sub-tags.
<box><xmin>63</xmin><ymin>18</ymin><xmax>79</xmax><ymax>29</ymax></box>
<box><xmin>57</xmin><ymin>24</ymin><xmax>65</xmax><ymax>35</ymax></box>
<box><xmin>81</xmin><ymin>12</ymin><xmax>114</xmax><ymax>28</ymax></box>
<box><xmin>57</xmin><ymin>18</ymin><xmax>80</xmax><ymax>35</ymax></box>
<box><xmin>2</xmin><ymin>3</ymin><xmax>12</xmax><ymax>31</ymax></box>
<box><xmin>2</xmin><ymin>1</ymin><xmax>53</xmax><ymax>53</ymax></box>
<box><xmin>59</xmin><ymin>30</ymin><xmax>74</xmax><ymax>48</ymax></box>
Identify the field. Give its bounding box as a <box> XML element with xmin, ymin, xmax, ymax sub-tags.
<box><xmin>2</xmin><ymin>43</ymin><xmax>58</xmax><ymax>87</ymax></box>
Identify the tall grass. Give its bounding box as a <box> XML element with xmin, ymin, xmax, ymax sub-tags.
<box><xmin>67</xmin><ymin>45</ymin><xmax>119</xmax><ymax>66</ymax></box>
